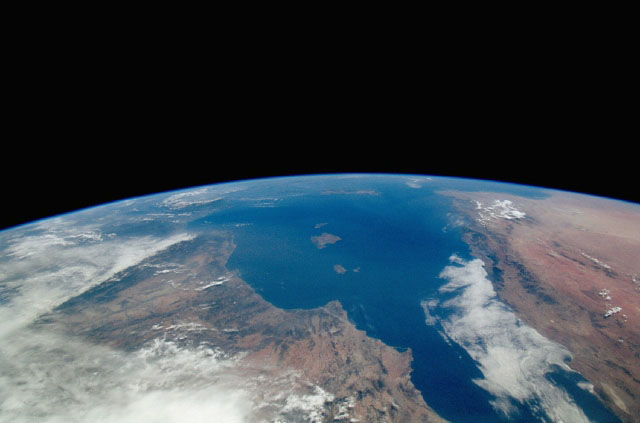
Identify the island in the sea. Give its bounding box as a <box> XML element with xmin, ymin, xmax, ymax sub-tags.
<box><xmin>333</xmin><ymin>264</ymin><xmax>348</xmax><ymax>274</ymax></box>
<box><xmin>311</xmin><ymin>232</ymin><xmax>342</xmax><ymax>249</ymax></box>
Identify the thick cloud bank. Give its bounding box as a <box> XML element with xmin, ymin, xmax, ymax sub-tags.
<box><xmin>0</xmin><ymin>219</ymin><xmax>334</xmax><ymax>423</ymax></box>
<box><xmin>432</xmin><ymin>255</ymin><xmax>590</xmax><ymax>422</ymax></box>
<box><xmin>0</xmin><ymin>330</ymin><xmax>253</xmax><ymax>423</ymax></box>
<box><xmin>0</xmin><ymin>327</ymin><xmax>334</xmax><ymax>423</ymax></box>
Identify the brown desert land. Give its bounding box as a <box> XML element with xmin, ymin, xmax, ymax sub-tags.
<box><xmin>41</xmin><ymin>231</ymin><xmax>445</xmax><ymax>422</ymax></box>
<box><xmin>441</xmin><ymin>189</ymin><xmax>640</xmax><ymax>422</ymax></box>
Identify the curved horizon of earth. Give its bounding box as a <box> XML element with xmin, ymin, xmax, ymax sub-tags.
<box><xmin>0</xmin><ymin>174</ymin><xmax>637</xmax><ymax>423</ymax></box>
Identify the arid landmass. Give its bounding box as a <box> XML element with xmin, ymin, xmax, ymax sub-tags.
<box><xmin>441</xmin><ymin>190</ymin><xmax>640</xmax><ymax>422</ymax></box>
<box><xmin>39</xmin><ymin>231</ymin><xmax>445</xmax><ymax>422</ymax></box>
<box><xmin>333</xmin><ymin>264</ymin><xmax>348</xmax><ymax>274</ymax></box>
<box><xmin>311</xmin><ymin>232</ymin><xmax>342</xmax><ymax>249</ymax></box>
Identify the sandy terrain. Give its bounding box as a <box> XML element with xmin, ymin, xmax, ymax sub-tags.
<box><xmin>442</xmin><ymin>190</ymin><xmax>640</xmax><ymax>422</ymax></box>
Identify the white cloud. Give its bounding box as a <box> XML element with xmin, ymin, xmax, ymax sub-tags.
<box><xmin>433</xmin><ymin>256</ymin><xmax>590</xmax><ymax>422</ymax></box>
<box><xmin>405</xmin><ymin>177</ymin><xmax>432</xmax><ymax>189</ymax></box>
<box><xmin>160</xmin><ymin>185</ymin><xmax>246</xmax><ymax>210</ymax></box>
<box><xmin>475</xmin><ymin>200</ymin><xmax>526</xmax><ymax>226</ymax></box>
<box><xmin>0</xmin><ymin>327</ymin><xmax>340</xmax><ymax>423</ymax></box>
<box><xmin>0</xmin><ymin>330</ymin><xmax>252</xmax><ymax>423</ymax></box>
<box><xmin>420</xmin><ymin>299</ymin><xmax>439</xmax><ymax>326</ymax></box>
<box><xmin>580</xmin><ymin>252</ymin><xmax>613</xmax><ymax>270</ymax></box>
<box><xmin>0</xmin><ymin>222</ymin><xmax>194</xmax><ymax>338</ymax></box>
<box><xmin>281</xmin><ymin>385</ymin><xmax>334</xmax><ymax>423</ymax></box>
<box><xmin>577</xmin><ymin>381</ymin><xmax>595</xmax><ymax>394</ymax></box>
<box><xmin>0</xmin><ymin>219</ymin><xmax>338</xmax><ymax>423</ymax></box>
<box><xmin>161</xmin><ymin>189</ymin><xmax>222</xmax><ymax>210</ymax></box>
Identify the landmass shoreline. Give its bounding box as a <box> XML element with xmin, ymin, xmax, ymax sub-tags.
<box><xmin>441</xmin><ymin>190</ymin><xmax>640</xmax><ymax>423</ymax></box>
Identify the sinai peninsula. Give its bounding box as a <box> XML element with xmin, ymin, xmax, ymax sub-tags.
<box><xmin>0</xmin><ymin>174</ymin><xmax>637</xmax><ymax>422</ymax></box>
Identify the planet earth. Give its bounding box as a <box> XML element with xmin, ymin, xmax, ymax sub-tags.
<box><xmin>0</xmin><ymin>174</ymin><xmax>638</xmax><ymax>423</ymax></box>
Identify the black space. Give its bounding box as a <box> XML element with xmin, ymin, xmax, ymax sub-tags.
<box><xmin>3</xmin><ymin>46</ymin><xmax>635</xmax><ymax>231</ymax></box>
<box><xmin>2</xmin><ymin>126</ymin><xmax>636</xmax><ymax>232</ymax></box>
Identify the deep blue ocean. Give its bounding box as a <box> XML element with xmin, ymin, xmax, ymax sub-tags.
<box><xmin>189</xmin><ymin>176</ymin><xmax>618</xmax><ymax>422</ymax></box>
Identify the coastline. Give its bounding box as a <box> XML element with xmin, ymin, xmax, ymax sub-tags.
<box><xmin>45</xmin><ymin>231</ymin><xmax>447</xmax><ymax>422</ymax></box>
<box><xmin>441</xmin><ymin>189</ymin><xmax>640</xmax><ymax>422</ymax></box>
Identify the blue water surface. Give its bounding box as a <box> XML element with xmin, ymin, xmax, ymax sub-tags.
<box><xmin>189</xmin><ymin>175</ymin><xmax>618</xmax><ymax>423</ymax></box>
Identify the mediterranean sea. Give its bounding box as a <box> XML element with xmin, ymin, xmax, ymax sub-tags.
<box><xmin>191</xmin><ymin>175</ymin><xmax>618</xmax><ymax>422</ymax></box>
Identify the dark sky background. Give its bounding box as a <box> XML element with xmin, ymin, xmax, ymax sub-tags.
<box><xmin>2</xmin><ymin>128</ymin><xmax>636</xmax><ymax>232</ymax></box>
<box><xmin>5</xmin><ymin>24</ymin><xmax>634</xmax><ymax>232</ymax></box>
<box><xmin>3</xmin><ymin>55</ymin><xmax>635</xmax><ymax>231</ymax></box>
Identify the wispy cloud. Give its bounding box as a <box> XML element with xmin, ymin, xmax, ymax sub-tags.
<box><xmin>432</xmin><ymin>256</ymin><xmax>590</xmax><ymax>422</ymax></box>
<box><xmin>0</xmin><ymin>218</ymin><xmax>338</xmax><ymax>423</ymax></box>
<box><xmin>474</xmin><ymin>200</ymin><xmax>526</xmax><ymax>226</ymax></box>
<box><xmin>0</xmin><ymin>221</ymin><xmax>194</xmax><ymax>337</ymax></box>
<box><xmin>161</xmin><ymin>189</ymin><xmax>222</xmax><ymax>210</ymax></box>
<box><xmin>160</xmin><ymin>185</ymin><xmax>246</xmax><ymax>210</ymax></box>
<box><xmin>405</xmin><ymin>176</ymin><xmax>432</xmax><ymax>189</ymax></box>
<box><xmin>0</xmin><ymin>326</ymin><xmax>339</xmax><ymax>423</ymax></box>
<box><xmin>0</xmin><ymin>329</ymin><xmax>253</xmax><ymax>423</ymax></box>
